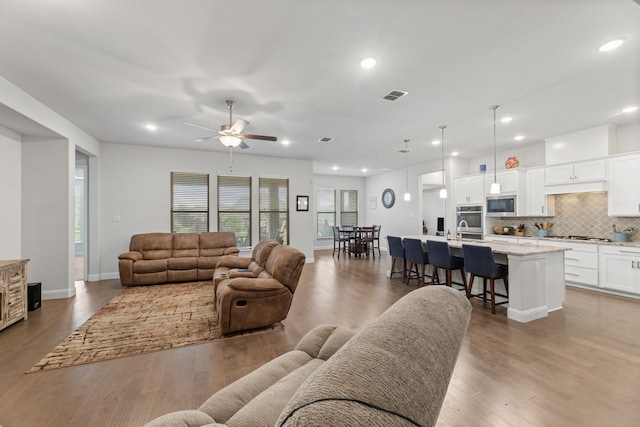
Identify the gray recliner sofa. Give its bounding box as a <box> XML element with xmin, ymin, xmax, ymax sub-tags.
<box><xmin>144</xmin><ymin>286</ymin><xmax>472</xmax><ymax>427</ymax></box>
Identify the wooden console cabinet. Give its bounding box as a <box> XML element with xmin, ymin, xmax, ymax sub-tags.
<box><xmin>0</xmin><ymin>259</ymin><xmax>29</xmax><ymax>331</ymax></box>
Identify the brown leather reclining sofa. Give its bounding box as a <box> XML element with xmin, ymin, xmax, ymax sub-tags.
<box><xmin>118</xmin><ymin>232</ymin><xmax>240</xmax><ymax>287</ymax></box>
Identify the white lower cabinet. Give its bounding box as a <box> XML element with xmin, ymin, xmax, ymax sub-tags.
<box><xmin>534</xmin><ymin>240</ymin><xmax>598</xmax><ymax>287</ymax></box>
<box><xmin>599</xmin><ymin>246</ymin><xmax>640</xmax><ymax>294</ymax></box>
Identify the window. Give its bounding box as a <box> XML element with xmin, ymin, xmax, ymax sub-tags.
<box><xmin>316</xmin><ymin>189</ymin><xmax>335</xmax><ymax>237</ymax></box>
<box><xmin>218</xmin><ymin>175</ymin><xmax>251</xmax><ymax>246</ymax></box>
<box><xmin>171</xmin><ymin>172</ymin><xmax>209</xmax><ymax>233</ymax></box>
<box><xmin>259</xmin><ymin>177</ymin><xmax>289</xmax><ymax>244</ymax></box>
<box><xmin>340</xmin><ymin>189</ymin><xmax>358</xmax><ymax>227</ymax></box>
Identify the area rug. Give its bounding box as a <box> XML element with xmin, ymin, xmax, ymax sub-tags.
<box><xmin>27</xmin><ymin>282</ymin><xmax>283</xmax><ymax>373</ymax></box>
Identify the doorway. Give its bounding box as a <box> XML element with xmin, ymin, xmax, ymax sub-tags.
<box><xmin>75</xmin><ymin>152</ymin><xmax>88</xmax><ymax>281</ymax></box>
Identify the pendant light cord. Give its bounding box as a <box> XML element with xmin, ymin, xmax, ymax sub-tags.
<box><xmin>439</xmin><ymin>126</ymin><xmax>446</xmax><ymax>186</ymax></box>
<box><xmin>490</xmin><ymin>105</ymin><xmax>499</xmax><ymax>183</ymax></box>
<box><xmin>404</xmin><ymin>139</ymin><xmax>409</xmax><ymax>194</ymax></box>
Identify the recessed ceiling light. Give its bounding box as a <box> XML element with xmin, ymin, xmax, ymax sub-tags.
<box><xmin>362</xmin><ymin>168</ymin><xmax>368</xmax><ymax>173</ymax></box>
<box><xmin>332</xmin><ymin>165</ymin><xmax>338</xmax><ymax>171</ymax></box>
<box><xmin>432</xmin><ymin>140</ymin><xmax>441</xmax><ymax>145</ymax></box>
<box><xmin>514</xmin><ymin>135</ymin><xmax>524</xmax><ymax>141</ymax></box>
<box><xmin>144</xmin><ymin>123</ymin><xmax>157</xmax><ymax>131</ymax></box>
<box><xmin>451</xmin><ymin>151</ymin><xmax>459</xmax><ymax>156</ymax></box>
<box><xmin>281</xmin><ymin>139</ymin><xmax>291</xmax><ymax>145</ymax></box>
<box><xmin>501</xmin><ymin>117</ymin><xmax>513</xmax><ymax>123</ymax></box>
<box><xmin>360</xmin><ymin>56</ymin><xmax>378</xmax><ymax>69</ymax></box>
<box><xmin>622</xmin><ymin>106</ymin><xmax>638</xmax><ymax>113</ymax></box>
<box><xmin>598</xmin><ymin>36</ymin><xmax>627</xmax><ymax>52</ymax></box>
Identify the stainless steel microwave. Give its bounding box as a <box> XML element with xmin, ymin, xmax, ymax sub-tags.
<box><xmin>486</xmin><ymin>195</ymin><xmax>517</xmax><ymax>216</ymax></box>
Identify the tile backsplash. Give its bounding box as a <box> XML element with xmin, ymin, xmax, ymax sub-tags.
<box><xmin>501</xmin><ymin>192</ymin><xmax>640</xmax><ymax>241</ymax></box>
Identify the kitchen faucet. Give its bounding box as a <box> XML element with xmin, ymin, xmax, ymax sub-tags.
<box><xmin>457</xmin><ymin>220</ymin><xmax>469</xmax><ymax>240</ymax></box>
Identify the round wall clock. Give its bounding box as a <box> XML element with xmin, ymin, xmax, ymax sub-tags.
<box><xmin>382</xmin><ymin>188</ymin><xmax>395</xmax><ymax>209</ymax></box>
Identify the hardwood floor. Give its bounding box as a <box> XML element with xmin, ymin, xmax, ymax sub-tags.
<box><xmin>1</xmin><ymin>250</ymin><xmax>639</xmax><ymax>426</ymax></box>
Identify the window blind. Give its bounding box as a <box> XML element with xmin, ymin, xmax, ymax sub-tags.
<box><xmin>171</xmin><ymin>172</ymin><xmax>209</xmax><ymax>233</ymax></box>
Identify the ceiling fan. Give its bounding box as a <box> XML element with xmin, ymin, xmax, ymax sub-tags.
<box><xmin>183</xmin><ymin>100</ymin><xmax>277</xmax><ymax>150</ymax></box>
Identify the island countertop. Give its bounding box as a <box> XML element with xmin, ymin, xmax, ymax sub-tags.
<box><xmin>403</xmin><ymin>235</ymin><xmax>570</xmax><ymax>256</ymax></box>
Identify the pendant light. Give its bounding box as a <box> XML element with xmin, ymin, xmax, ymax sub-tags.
<box><xmin>439</xmin><ymin>125</ymin><xmax>447</xmax><ymax>198</ymax></box>
<box><xmin>402</xmin><ymin>139</ymin><xmax>411</xmax><ymax>201</ymax></box>
<box><xmin>490</xmin><ymin>105</ymin><xmax>501</xmax><ymax>194</ymax></box>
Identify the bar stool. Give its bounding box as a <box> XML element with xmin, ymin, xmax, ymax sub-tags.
<box><xmin>462</xmin><ymin>244</ymin><xmax>509</xmax><ymax>314</ymax></box>
<box><xmin>403</xmin><ymin>238</ymin><xmax>432</xmax><ymax>286</ymax></box>
<box><xmin>426</xmin><ymin>240</ymin><xmax>467</xmax><ymax>291</ymax></box>
<box><xmin>387</xmin><ymin>236</ymin><xmax>407</xmax><ymax>282</ymax></box>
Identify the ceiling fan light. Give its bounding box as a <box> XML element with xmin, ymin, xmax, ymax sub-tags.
<box><xmin>220</xmin><ymin>135</ymin><xmax>242</xmax><ymax>148</ymax></box>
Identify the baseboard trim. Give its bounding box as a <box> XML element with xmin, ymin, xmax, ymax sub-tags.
<box><xmin>507</xmin><ymin>305</ymin><xmax>548</xmax><ymax>323</ymax></box>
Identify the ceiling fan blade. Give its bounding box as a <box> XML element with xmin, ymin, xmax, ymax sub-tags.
<box><xmin>229</xmin><ymin>118</ymin><xmax>249</xmax><ymax>134</ymax></box>
<box><xmin>194</xmin><ymin>136</ymin><xmax>217</xmax><ymax>142</ymax></box>
<box><xmin>239</xmin><ymin>141</ymin><xmax>250</xmax><ymax>149</ymax></box>
<box><xmin>182</xmin><ymin>120</ymin><xmax>216</xmax><ymax>131</ymax></box>
<box><xmin>238</xmin><ymin>133</ymin><xmax>278</xmax><ymax>141</ymax></box>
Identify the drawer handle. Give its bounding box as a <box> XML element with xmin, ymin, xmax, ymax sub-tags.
<box><xmin>565</xmin><ymin>257</ymin><xmax>579</xmax><ymax>261</ymax></box>
<box><xmin>565</xmin><ymin>272</ymin><xmax>579</xmax><ymax>276</ymax></box>
<box><xmin>619</xmin><ymin>250</ymin><xmax>640</xmax><ymax>254</ymax></box>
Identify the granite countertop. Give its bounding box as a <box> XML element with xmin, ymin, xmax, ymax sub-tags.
<box><xmin>490</xmin><ymin>234</ymin><xmax>640</xmax><ymax>248</ymax></box>
<box><xmin>445</xmin><ymin>239</ymin><xmax>568</xmax><ymax>255</ymax></box>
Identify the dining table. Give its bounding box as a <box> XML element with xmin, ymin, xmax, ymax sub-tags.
<box><xmin>339</xmin><ymin>226</ymin><xmax>374</xmax><ymax>257</ymax></box>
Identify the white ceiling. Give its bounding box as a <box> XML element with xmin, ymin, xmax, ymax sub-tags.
<box><xmin>0</xmin><ymin>0</ymin><xmax>639</xmax><ymax>176</ymax></box>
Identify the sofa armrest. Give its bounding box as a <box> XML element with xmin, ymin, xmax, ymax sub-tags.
<box><xmin>227</xmin><ymin>278</ymin><xmax>285</xmax><ymax>292</ymax></box>
<box><xmin>118</xmin><ymin>251</ymin><xmax>143</xmax><ymax>261</ymax></box>
<box><xmin>143</xmin><ymin>409</ymin><xmax>226</xmax><ymax>427</ymax></box>
<box><xmin>229</xmin><ymin>269</ymin><xmax>258</xmax><ymax>279</ymax></box>
<box><xmin>224</xmin><ymin>247</ymin><xmax>240</xmax><ymax>255</ymax></box>
<box><xmin>216</xmin><ymin>255</ymin><xmax>251</xmax><ymax>269</ymax></box>
<box><xmin>294</xmin><ymin>325</ymin><xmax>357</xmax><ymax>360</ymax></box>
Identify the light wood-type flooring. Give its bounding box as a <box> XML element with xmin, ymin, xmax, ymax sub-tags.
<box><xmin>1</xmin><ymin>250</ymin><xmax>639</xmax><ymax>426</ymax></box>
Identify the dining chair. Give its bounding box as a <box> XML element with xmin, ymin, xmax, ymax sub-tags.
<box><xmin>403</xmin><ymin>238</ymin><xmax>432</xmax><ymax>286</ymax></box>
<box><xmin>372</xmin><ymin>224</ymin><xmax>382</xmax><ymax>256</ymax></box>
<box><xmin>358</xmin><ymin>226</ymin><xmax>376</xmax><ymax>258</ymax></box>
<box><xmin>426</xmin><ymin>240</ymin><xmax>467</xmax><ymax>291</ymax></box>
<box><xmin>462</xmin><ymin>244</ymin><xmax>509</xmax><ymax>314</ymax></box>
<box><xmin>331</xmin><ymin>226</ymin><xmax>349</xmax><ymax>258</ymax></box>
<box><xmin>387</xmin><ymin>236</ymin><xmax>407</xmax><ymax>282</ymax></box>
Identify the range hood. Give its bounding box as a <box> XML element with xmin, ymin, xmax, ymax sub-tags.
<box><xmin>545</xmin><ymin>181</ymin><xmax>607</xmax><ymax>195</ymax></box>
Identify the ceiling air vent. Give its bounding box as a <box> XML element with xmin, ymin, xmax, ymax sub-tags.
<box><xmin>318</xmin><ymin>137</ymin><xmax>334</xmax><ymax>143</ymax></box>
<box><xmin>381</xmin><ymin>89</ymin><xmax>408</xmax><ymax>102</ymax></box>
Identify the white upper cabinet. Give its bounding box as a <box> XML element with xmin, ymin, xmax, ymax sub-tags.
<box><xmin>545</xmin><ymin>159</ymin><xmax>607</xmax><ymax>186</ymax></box>
<box><xmin>526</xmin><ymin>167</ymin><xmax>555</xmax><ymax>216</ymax></box>
<box><xmin>484</xmin><ymin>169</ymin><xmax>524</xmax><ymax>195</ymax></box>
<box><xmin>453</xmin><ymin>174</ymin><xmax>484</xmax><ymax>205</ymax></box>
<box><xmin>608</xmin><ymin>154</ymin><xmax>640</xmax><ymax>217</ymax></box>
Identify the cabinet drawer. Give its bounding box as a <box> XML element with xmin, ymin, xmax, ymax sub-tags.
<box><xmin>564</xmin><ymin>251</ymin><xmax>598</xmax><ymax>268</ymax></box>
<box><xmin>6</xmin><ymin>282</ymin><xmax>25</xmax><ymax>322</ymax></box>
<box><xmin>599</xmin><ymin>245</ymin><xmax>640</xmax><ymax>256</ymax></box>
<box><xmin>565</xmin><ymin>266</ymin><xmax>598</xmax><ymax>286</ymax></box>
<box><xmin>8</xmin><ymin>266</ymin><xmax>25</xmax><ymax>283</ymax></box>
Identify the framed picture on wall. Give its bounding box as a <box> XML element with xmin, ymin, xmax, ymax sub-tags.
<box><xmin>296</xmin><ymin>195</ymin><xmax>309</xmax><ymax>211</ymax></box>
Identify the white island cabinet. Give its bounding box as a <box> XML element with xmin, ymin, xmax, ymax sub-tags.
<box><xmin>608</xmin><ymin>153</ymin><xmax>640</xmax><ymax>216</ymax></box>
<box><xmin>394</xmin><ymin>235</ymin><xmax>568</xmax><ymax>323</ymax></box>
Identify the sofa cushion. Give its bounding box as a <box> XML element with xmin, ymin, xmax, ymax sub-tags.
<box><xmin>264</xmin><ymin>245</ymin><xmax>306</xmax><ymax>292</ymax></box>
<box><xmin>173</xmin><ymin>233</ymin><xmax>200</xmax><ymax>258</ymax></box>
<box><xmin>252</xmin><ymin>239</ymin><xmax>279</xmax><ymax>267</ymax></box>
<box><xmin>129</xmin><ymin>233</ymin><xmax>173</xmax><ymax>260</ymax></box>
<box><xmin>276</xmin><ymin>286</ymin><xmax>472</xmax><ymax>427</ymax></box>
<box><xmin>168</xmin><ymin>257</ymin><xmax>198</xmax><ymax>270</ymax></box>
<box><xmin>132</xmin><ymin>259</ymin><xmax>168</xmax><ymax>274</ymax></box>
<box><xmin>200</xmin><ymin>232</ymin><xmax>239</xmax><ymax>257</ymax></box>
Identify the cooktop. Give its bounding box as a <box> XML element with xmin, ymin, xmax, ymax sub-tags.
<box><xmin>543</xmin><ymin>235</ymin><xmax>612</xmax><ymax>242</ymax></box>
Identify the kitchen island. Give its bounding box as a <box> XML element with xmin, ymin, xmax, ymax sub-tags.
<box><xmin>395</xmin><ymin>236</ymin><xmax>569</xmax><ymax>323</ymax></box>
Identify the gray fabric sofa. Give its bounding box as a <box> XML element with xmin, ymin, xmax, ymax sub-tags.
<box><xmin>144</xmin><ymin>286</ymin><xmax>472</xmax><ymax>427</ymax></box>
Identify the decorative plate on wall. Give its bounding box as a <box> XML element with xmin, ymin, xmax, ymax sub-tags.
<box><xmin>382</xmin><ymin>188</ymin><xmax>395</xmax><ymax>209</ymax></box>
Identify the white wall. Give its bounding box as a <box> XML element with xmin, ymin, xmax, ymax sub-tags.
<box><xmin>22</xmin><ymin>139</ymin><xmax>75</xmax><ymax>298</ymax></box>
<box><xmin>312</xmin><ymin>174</ymin><xmax>366</xmax><ymax>249</ymax></box>
<box><xmin>616</xmin><ymin>121</ymin><xmax>640</xmax><ymax>153</ymax></box>
<box><xmin>0</xmin><ymin>130</ymin><xmax>22</xmax><ymax>259</ymax></box>
<box><xmin>465</xmin><ymin>142</ymin><xmax>546</xmax><ymax>175</ymax></box>
<box><xmin>99</xmin><ymin>143</ymin><xmax>315</xmax><ymax>278</ymax></box>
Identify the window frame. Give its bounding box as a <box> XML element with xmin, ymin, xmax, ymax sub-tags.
<box><xmin>217</xmin><ymin>175</ymin><xmax>252</xmax><ymax>247</ymax></box>
<box><xmin>170</xmin><ymin>171</ymin><xmax>210</xmax><ymax>233</ymax></box>
<box><xmin>259</xmin><ymin>176</ymin><xmax>289</xmax><ymax>244</ymax></box>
